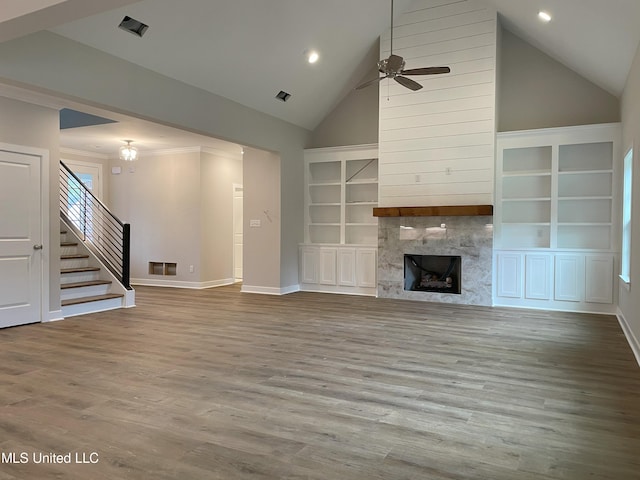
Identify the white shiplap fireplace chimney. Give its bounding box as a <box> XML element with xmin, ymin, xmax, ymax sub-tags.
<box><xmin>376</xmin><ymin>0</ymin><xmax>497</xmax><ymax>306</ymax></box>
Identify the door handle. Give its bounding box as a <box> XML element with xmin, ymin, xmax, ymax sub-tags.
<box><xmin>33</xmin><ymin>244</ymin><xmax>43</xmax><ymax>250</ymax></box>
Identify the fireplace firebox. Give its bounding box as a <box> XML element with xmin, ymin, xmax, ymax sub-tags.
<box><xmin>404</xmin><ymin>255</ymin><xmax>461</xmax><ymax>294</ymax></box>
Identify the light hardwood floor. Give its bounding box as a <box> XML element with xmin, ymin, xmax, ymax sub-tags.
<box><xmin>0</xmin><ymin>285</ymin><xmax>639</xmax><ymax>479</ymax></box>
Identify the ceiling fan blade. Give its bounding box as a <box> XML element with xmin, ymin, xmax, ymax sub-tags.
<box><xmin>395</xmin><ymin>76</ymin><xmax>423</xmax><ymax>91</ymax></box>
<box><xmin>401</xmin><ymin>66</ymin><xmax>451</xmax><ymax>76</ymax></box>
<box><xmin>387</xmin><ymin>54</ymin><xmax>405</xmax><ymax>72</ymax></box>
<box><xmin>356</xmin><ymin>76</ymin><xmax>384</xmax><ymax>90</ymax></box>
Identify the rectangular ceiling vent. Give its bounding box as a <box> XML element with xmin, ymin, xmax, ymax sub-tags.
<box><xmin>118</xmin><ymin>16</ymin><xmax>149</xmax><ymax>37</ymax></box>
<box><xmin>275</xmin><ymin>90</ymin><xmax>291</xmax><ymax>102</ymax></box>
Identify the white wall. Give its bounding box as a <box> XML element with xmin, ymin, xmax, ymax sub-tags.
<box><xmin>0</xmin><ymin>95</ymin><xmax>60</xmax><ymax>314</ymax></box>
<box><xmin>0</xmin><ymin>31</ymin><xmax>309</xmax><ymax>291</ymax></box>
<box><xmin>200</xmin><ymin>150</ymin><xmax>242</xmax><ymax>284</ymax></box>
<box><xmin>378</xmin><ymin>0</ymin><xmax>497</xmax><ymax>207</ymax></box>
<box><xmin>499</xmin><ymin>29</ymin><xmax>620</xmax><ymax>132</ymax></box>
<box><xmin>619</xmin><ymin>42</ymin><xmax>640</xmax><ymax>361</ymax></box>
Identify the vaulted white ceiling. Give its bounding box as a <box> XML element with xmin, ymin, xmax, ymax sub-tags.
<box><xmin>4</xmin><ymin>0</ymin><xmax>640</xmax><ymax>138</ymax></box>
<box><xmin>485</xmin><ymin>0</ymin><xmax>640</xmax><ymax>97</ymax></box>
<box><xmin>50</xmin><ymin>0</ymin><xmax>414</xmax><ymax>131</ymax></box>
<box><xmin>46</xmin><ymin>0</ymin><xmax>640</xmax><ymax>133</ymax></box>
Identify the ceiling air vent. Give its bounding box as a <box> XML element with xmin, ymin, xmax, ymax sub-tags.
<box><xmin>118</xmin><ymin>16</ymin><xmax>149</xmax><ymax>38</ymax></box>
<box><xmin>275</xmin><ymin>90</ymin><xmax>291</xmax><ymax>102</ymax></box>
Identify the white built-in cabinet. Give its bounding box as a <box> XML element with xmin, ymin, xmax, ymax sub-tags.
<box><xmin>300</xmin><ymin>145</ymin><xmax>378</xmax><ymax>296</ymax></box>
<box><xmin>494</xmin><ymin>123</ymin><xmax>620</xmax><ymax>313</ymax></box>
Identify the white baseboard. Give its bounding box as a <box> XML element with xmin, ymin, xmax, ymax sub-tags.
<box><xmin>241</xmin><ymin>284</ymin><xmax>300</xmax><ymax>295</ymax></box>
<box><xmin>46</xmin><ymin>310</ymin><xmax>64</xmax><ymax>322</ymax></box>
<box><xmin>280</xmin><ymin>284</ymin><xmax>300</xmax><ymax>295</ymax></box>
<box><xmin>299</xmin><ymin>284</ymin><xmax>377</xmax><ymax>297</ymax></box>
<box><xmin>200</xmin><ymin>278</ymin><xmax>236</xmax><ymax>289</ymax></box>
<box><xmin>617</xmin><ymin>308</ymin><xmax>640</xmax><ymax>367</ymax></box>
<box><xmin>124</xmin><ymin>289</ymin><xmax>136</xmax><ymax>307</ymax></box>
<box><xmin>131</xmin><ymin>278</ymin><xmax>234</xmax><ymax>290</ymax></box>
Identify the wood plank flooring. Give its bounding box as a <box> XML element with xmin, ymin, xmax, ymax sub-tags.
<box><xmin>0</xmin><ymin>285</ymin><xmax>639</xmax><ymax>479</ymax></box>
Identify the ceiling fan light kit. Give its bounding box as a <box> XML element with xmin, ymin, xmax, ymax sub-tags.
<box><xmin>357</xmin><ymin>0</ymin><xmax>451</xmax><ymax>91</ymax></box>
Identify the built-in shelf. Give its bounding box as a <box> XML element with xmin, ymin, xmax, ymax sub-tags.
<box><xmin>496</xmin><ymin>124</ymin><xmax>618</xmax><ymax>251</ymax></box>
<box><xmin>373</xmin><ymin>205</ymin><xmax>493</xmax><ymax>217</ymax></box>
<box><xmin>494</xmin><ymin>124</ymin><xmax>620</xmax><ymax>314</ymax></box>
<box><xmin>302</xmin><ymin>145</ymin><xmax>379</xmax><ymax>297</ymax></box>
<box><xmin>304</xmin><ymin>145</ymin><xmax>379</xmax><ymax>246</ymax></box>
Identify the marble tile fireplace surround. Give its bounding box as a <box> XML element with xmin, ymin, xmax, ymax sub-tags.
<box><xmin>377</xmin><ymin>213</ymin><xmax>493</xmax><ymax>306</ymax></box>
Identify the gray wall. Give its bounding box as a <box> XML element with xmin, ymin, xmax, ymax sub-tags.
<box><xmin>307</xmin><ymin>43</ymin><xmax>380</xmax><ymax>149</ymax></box>
<box><xmin>619</xmin><ymin>41</ymin><xmax>640</xmax><ymax>359</ymax></box>
<box><xmin>108</xmin><ymin>149</ymin><xmax>243</xmax><ymax>286</ymax></box>
<box><xmin>498</xmin><ymin>28</ymin><xmax>620</xmax><ymax>132</ymax></box>
<box><xmin>243</xmin><ymin>147</ymin><xmax>281</xmax><ymax>292</ymax></box>
<box><xmin>109</xmin><ymin>150</ymin><xmax>203</xmax><ymax>284</ymax></box>
<box><xmin>0</xmin><ymin>31</ymin><xmax>309</xmax><ymax>291</ymax></box>
<box><xmin>0</xmin><ymin>95</ymin><xmax>60</xmax><ymax>314</ymax></box>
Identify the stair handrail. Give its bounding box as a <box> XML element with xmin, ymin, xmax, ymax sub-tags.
<box><xmin>59</xmin><ymin>161</ymin><xmax>131</xmax><ymax>290</ymax></box>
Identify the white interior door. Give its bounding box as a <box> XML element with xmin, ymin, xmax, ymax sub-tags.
<box><xmin>233</xmin><ymin>184</ymin><xmax>243</xmax><ymax>282</ymax></box>
<box><xmin>0</xmin><ymin>149</ymin><xmax>42</xmax><ymax>328</ymax></box>
<box><xmin>65</xmin><ymin>160</ymin><xmax>101</xmax><ymax>199</ymax></box>
<box><xmin>63</xmin><ymin>160</ymin><xmax>102</xmax><ymax>242</ymax></box>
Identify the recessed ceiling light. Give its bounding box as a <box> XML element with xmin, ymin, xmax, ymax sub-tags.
<box><xmin>538</xmin><ymin>11</ymin><xmax>552</xmax><ymax>22</ymax></box>
<box><xmin>307</xmin><ymin>50</ymin><xmax>319</xmax><ymax>64</ymax></box>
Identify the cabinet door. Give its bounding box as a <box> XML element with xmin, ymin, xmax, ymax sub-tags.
<box><xmin>554</xmin><ymin>255</ymin><xmax>584</xmax><ymax>302</ymax></box>
<box><xmin>585</xmin><ymin>255</ymin><xmax>613</xmax><ymax>304</ymax></box>
<box><xmin>525</xmin><ymin>254</ymin><xmax>551</xmax><ymax>300</ymax></box>
<box><xmin>319</xmin><ymin>248</ymin><xmax>337</xmax><ymax>285</ymax></box>
<box><xmin>356</xmin><ymin>248</ymin><xmax>377</xmax><ymax>288</ymax></box>
<box><xmin>300</xmin><ymin>247</ymin><xmax>319</xmax><ymax>284</ymax></box>
<box><xmin>496</xmin><ymin>253</ymin><xmax>522</xmax><ymax>298</ymax></box>
<box><xmin>338</xmin><ymin>248</ymin><xmax>356</xmax><ymax>287</ymax></box>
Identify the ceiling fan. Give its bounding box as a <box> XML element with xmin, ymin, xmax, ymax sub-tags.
<box><xmin>357</xmin><ymin>0</ymin><xmax>451</xmax><ymax>91</ymax></box>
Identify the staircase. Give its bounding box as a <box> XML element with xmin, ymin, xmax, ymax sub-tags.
<box><xmin>59</xmin><ymin>160</ymin><xmax>134</xmax><ymax>318</ymax></box>
<box><xmin>59</xmin><ymin>229</ymin><xmax>127</xmax><ymax>317</ymax></box>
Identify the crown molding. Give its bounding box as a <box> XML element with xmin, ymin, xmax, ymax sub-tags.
<box><xmin>201</xmin><ymin>146</ymin><xmax>243</xmax><ymax>160</ymax></box>
<box><xmin>107</xmin><ymin>145</ymin><xmax>243</xmax><ymax>160</ymax></box>
<box><xmin>60</xmin><ymin>147</ymin><xmax>109</xmax><ymax>160</ymax></box>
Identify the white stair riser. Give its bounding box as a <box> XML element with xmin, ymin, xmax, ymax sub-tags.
<box><xmin>61</xmin><ymin>246</ymin><xmax>79</xmax><ymax>256</ymax></box>
<box><xmin>60</xmin><ymin>258</ymin><xmax>90</xmax><ymax>269</ymax></box>
<box><xmin>60</xmin><ymin>272</ymin><xmax>100</xmax><ymax>284</ymax></box>
<box><xmin>61</xmin><ymin>297</ymin><xmax>124</xmax><ymax>318</ymax></box>
<box><xmin>61</xmin><ymin>284</ymin><xmax>111</xmax><ymax>301</ymax></box>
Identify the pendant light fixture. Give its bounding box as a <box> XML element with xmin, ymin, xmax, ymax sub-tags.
<box><xmin>119</xmin><ymin>140</ymin><xmax>138</xmax><ymax>161</ymax></box>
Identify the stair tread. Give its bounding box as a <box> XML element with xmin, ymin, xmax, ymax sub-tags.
<box><xmin>61</xmin><ymin>242</ymin><xmax>78</xmax><ymax>247</ymax></box>
<box><xmin>61</xmin><ymin>293</ymin><xmax>124</xmax><ymax>307</ymax></box>
<box><xmin>61</xmin><ymin>254</ymin><xmax>90</xmax><ymax>260</ymax></box>
<box><xmin>61</xmin><ymin>280</ymin><xmax>113</xmax><ymax>290</ymax></box>
<box><xmin>61</xmin><ymin>266</ymin><xmax>100</xmax><ymax>274</ymax></box>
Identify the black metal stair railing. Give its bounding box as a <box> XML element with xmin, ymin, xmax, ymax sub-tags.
<box><xmin>59</xmin><ymin>161</ymin><xmax>131</xmax><ymax>290</ymax></box>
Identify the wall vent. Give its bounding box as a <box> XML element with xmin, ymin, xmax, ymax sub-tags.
<box><xmin>118</xmin><ymin>16</ymin><xmax>149</xmax><ymax>37</ymax></box>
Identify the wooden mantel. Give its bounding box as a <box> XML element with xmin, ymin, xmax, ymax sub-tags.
<box><xmin>373</xmin><ymin>205</ymin><xmax>493</xmax><ymax>217</ymax></box>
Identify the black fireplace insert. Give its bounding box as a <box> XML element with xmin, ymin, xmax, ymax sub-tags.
<box><xmin>404</xmin><ymin>254</ymin><xmax>462</xmax><ymax>294</ymax></box>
